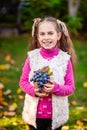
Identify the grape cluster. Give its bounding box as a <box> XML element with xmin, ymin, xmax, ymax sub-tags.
<box><xmin>30</xmin><ymin>66</ymin><xmax>53</xmax><ymax>93</ymax></box>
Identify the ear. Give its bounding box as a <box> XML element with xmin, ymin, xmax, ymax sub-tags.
<box><xmin>57</xmin><ymin>32</ymin><xmax>61</xmax><ymax>40</ymax></box>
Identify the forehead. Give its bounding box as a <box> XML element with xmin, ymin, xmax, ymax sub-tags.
<box><xmin>38</xmin><ymin>21</ymin><xmax>57</xmax><ymax>32</ymax></box>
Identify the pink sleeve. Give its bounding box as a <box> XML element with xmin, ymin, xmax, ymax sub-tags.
<box><xmin>51</xmin><ymin>60</ymin><xmax>75</xmax><ymax>96</ymax></box>
<box><xmin>19</xmin><ymin>57</ymin><xmax>35</xmax><ymax>96</ymax></box>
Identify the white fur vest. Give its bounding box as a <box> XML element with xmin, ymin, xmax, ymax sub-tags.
<box><xmin>22</xmin><ymin>49</ymin><xmax>70</xmax><ymax>130</ymax></box>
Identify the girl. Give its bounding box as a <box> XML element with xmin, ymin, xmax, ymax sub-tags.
<box><xmin>19</xmin><ymin>17</ymin><xmax>77</xmax><ymax>130</ymax></box>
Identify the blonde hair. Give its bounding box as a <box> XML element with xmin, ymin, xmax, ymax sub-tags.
<box><xmin>29</xmin><ymin>17</ymin><xmax>77</xmax><ymax>71</ymax></box>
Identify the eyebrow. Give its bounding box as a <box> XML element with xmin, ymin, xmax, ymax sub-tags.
<box><xmin>39</xmin><ymin>31</ymin><xmax>54</xmax><ymax>33</ymax></box>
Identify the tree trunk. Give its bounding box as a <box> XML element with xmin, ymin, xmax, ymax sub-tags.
<box><xmin>68</xmin><ymin>0</ymin><xmax>81</xmax><ymax>17</ymax></box>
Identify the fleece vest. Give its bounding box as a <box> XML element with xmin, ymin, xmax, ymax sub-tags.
<box><xmin>22</xmin><ymin>49</ymin><xmax>70</xmax><ymax>130</ymax></box>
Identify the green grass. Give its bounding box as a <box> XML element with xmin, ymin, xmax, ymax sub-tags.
<box><xmin>0</xmin><ymin>35</ymin><xmax>87</xmax><ymax>130</ymax></box>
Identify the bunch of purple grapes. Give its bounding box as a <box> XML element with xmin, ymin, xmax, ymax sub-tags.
<box><xmin>30</xmin><ymin>68</ymin><xmax>51</xmax><ymax>93</ymax></box>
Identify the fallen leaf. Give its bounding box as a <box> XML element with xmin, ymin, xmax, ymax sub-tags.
<box><xmin>0</xmin><ymin>77</ymin><xmax>10</xmax><ymax>83</ymax></box>
<box><xmin>0</xmin><ymin>126</ymin><xmax>7</xmax><ymax>130</ymax></box>
<box><xmin>3</xmin><ymin>89</ymin><xmax>11</xmax><ymax>95</ymax></box>
<box><xmin>62</xmin><ymin>126</ymin><xmax>69</xmax><ymax>130</ymax></box>
<box><xmin>76</xmin><ymin>128</ymin><xmax>84</xmax><ymax>130</ymax></box>
<box><xmin>10</xmin><ymin>59</ymin><xmax>16</xmax><ymax>65</ymax></box>
<box><xmin>18</xmin><ymin>95</ymin><xmax>24</xmax><ymax>99</ymax></box>
<box><xmin>0</xmin><ymin>83</ymin><xmax>4</xmax><ymax>89</ymax></box>
<box><xmin>17</xmin><ymin>88</ymin><xmax>22</xmax><ymax>94</ymax></box>
<box><xmin>1</xmin><ymin>101</ymin><xmax>9</xmax><ymax>106</ymax></box>
<box><xmin>4</xmin><ymin>111</ymin><xmax>16</xmax><ymax>116</ymax></box>
<box><xmin>25</xmin><ymin>124</ymin><xmax>29</xmax><ymax>130</ymax></box>
<box><xmin>12</xmin><ymin>103</ymin><xmax>17</xmax><ymax>108</ymax></box>
<box><xmin>12</xmin><ymin>122</ymin><xmax>18</xmax><ymax>126</ymax></box>
<box><xmin>70</xmin><ymin>100</ymin><xmax>77</xmax><ymax>105</ymax></box>
<box><xmin>0</xmin><ymin>64</ymin><xmax>10</xmax><ymax>70</ymax></box>
<box><xmin>83</xmin><ymin>82</ymin><xmax>87</xmax><ymax>88</ymax></box>
<box><xmin>0</xmin><ymin>112</ymin><xmax>3</xmax><ymax>117</ymax></box>
<box><xmin>5</xmin><ymin>54</ymin><xmax>11</xmax><ymax>62</ymax></box>
<box><xmin>8</xmin><ymin>105</ymin><xmax>16</xmax><ymax>111</ymax></box>
<box><xmin>77</xmin><ymin>120</ymin><xmax>83</xmax><ymax>126</ymax></box>
<box><xmin>82</xmin><ymin>118</ymin><xmax>87</xmax><ymax>122</ymax></box>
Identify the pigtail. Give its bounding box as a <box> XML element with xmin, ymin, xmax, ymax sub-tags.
<box><xmin>57</xmin><ymin>20</ymin><xmax>77</xmax><ymax>71</ymax></box>
<box><xmin>29</xmin><ymin>18</ymin><xmax>41</xmax><ymax>50</ymax></box>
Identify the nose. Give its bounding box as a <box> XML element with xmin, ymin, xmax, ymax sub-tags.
<box><xmin>44</xmin><ymin>34</ymin><xmax>49</xmax><ymax>39</ymax></box>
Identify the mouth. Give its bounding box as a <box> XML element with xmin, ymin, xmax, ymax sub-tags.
<box><xmin>43</xmin><ymin>40</ymin><xmax>52</xmax><ymax>44</ymax></box>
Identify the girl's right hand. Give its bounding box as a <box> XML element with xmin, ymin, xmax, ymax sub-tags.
<box><xmin>33</xmin><ymin>82</ymin><xmax>49</xmax><ymax>97</ymax></box>
<box><xmin>34</xmin><ymin>88</ymin><xmax>49</xmax><ymax>97</ymax></box>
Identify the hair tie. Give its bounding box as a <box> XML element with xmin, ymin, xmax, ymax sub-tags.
<box><xmin>57</xmin><ymin>19</ymin><xmax>69</xmax><ymax>37</ymax></box>
<box><xmin>32</xmin><ymin>18</ymin><xmax>41</xmax><ymax>37</ymax></box>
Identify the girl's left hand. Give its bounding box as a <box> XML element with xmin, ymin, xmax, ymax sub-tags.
<box><xmin>43</xmin><ymin>80</ymin><xmax>54</xmax><ymax>93</ymax></box>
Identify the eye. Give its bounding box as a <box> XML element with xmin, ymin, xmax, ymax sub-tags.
<box><xmin>39</xmin><ymin>32</ymin><xmax>45</xmax><ymax>36</ymax></box>
<box><xmin>48</xmin><ymin>32</ymin><xmax>53</xmax><ymax>35</ymax></box>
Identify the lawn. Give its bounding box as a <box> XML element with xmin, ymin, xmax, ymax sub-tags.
<box><xmin>0</xmin><ymin>34</ymin><xmax>87</xmax><ymax>130</ymax></box>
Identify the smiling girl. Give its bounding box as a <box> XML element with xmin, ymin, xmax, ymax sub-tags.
<box><xmin>19</xmin><ymin>16</ymin><xmax>77</xmax><ymax>130</ymax></box>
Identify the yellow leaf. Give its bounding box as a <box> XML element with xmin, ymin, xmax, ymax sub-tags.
<box><xmin>77</xmin><ymin>120</ymin><xmax>83</xmax><ymax>126</ymax></box>
<box><xmin>71</xmin><ymin>100</ymin><xmax>77</xmax><ymax>105</ymax></box>
<box><xmin>76</xmin><ymin>128</ymin><xmax>84</xmax><ymax>130</ymax></box>
<box><xmin>62</xmin><ymin>126</ymin><xmax>69</xmax><ymax>130</ymax></box>
<box><xmin>25</xmin><ymin>124</ymin><xmax>29</xmax><ymax>130</ymax></box>
<box><xmin>12</xmin><ymin>102</ymin><xmax>17</xmax><ymax>108</ymax></box>
<box><xmin>18</xmin><ymin>95</ymin><xmax>24</xmax><ymax>99</ymax></box>
<box><xmin>1</xmin><ymin>101</ymin><xmax>9</xmax><ymax>106</ymax></box>
<box><xmin>83</xmin><ymin>82</ymin><xmax>87</xmax><ymax>88</ymax></box>
<box><xmin>0</xmin><ymin>64</ymin><xmax>10</xmax><ymax>70</ymax></box>
<box><xmin>5</xmin><ymin>54</ymin><xmax>11</xmax><ymax>62</ymax></box>
<box><xmin>17</xmin><ymin>88</ymin><xmax>22</xmax><ymax>94</ymax></box>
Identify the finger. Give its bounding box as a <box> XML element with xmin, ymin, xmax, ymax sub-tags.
<box><xmin>49</xmin><ymin>80</ymin><xmax>54</xmax><ymax>84</ymax></box>
<box><xmin>45</xmin><ymin>84</ymin><xmax>54</xmax><ymax>88</ymax></box>
<box><xmin>34</xmin><ymin>88</ymin><xmax>39</xmax><ymax>92</ymax></box>
<box><xmin>35</xmin><ymin>92</ymin><xmax>48</xmax><ymax>97</ymax></box>
<box><xmin>44</xmin><ymin>87</ymin><xmax>53</xmax><ymax>92</ymax></box>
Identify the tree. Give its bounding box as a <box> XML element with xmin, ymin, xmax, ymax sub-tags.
<box><xmin>68</xmin><ymin>0</ymin><xmax>81</xmax><ymax>17</ymax></box>
<box><xmin>67</xmin><ymin>0</ymin><xmax>82</xmax><ymax>35</ymax></box>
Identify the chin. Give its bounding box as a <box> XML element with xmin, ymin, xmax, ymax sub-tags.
<box><xmin>44</xmin><ymin>46</ymin><xmax>53</xmax><ymax>50</ymax></box>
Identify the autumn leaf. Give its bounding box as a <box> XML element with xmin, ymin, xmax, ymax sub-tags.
<box><xmin>3</xmin><ymin>89</ymin><xmax>11</xmax><ymax>95</ymax></box>
<box><xmin>9</xmin><ymin>105</ymin><xmax>16</xmax><ymax>112</ymax></box>
<box><xmin>0</xmin><ymin>112</ymin><xmax>3</xmax><ymax>117</ymax></box>
<box><xmin>4</xmin><ymin>111</ymin><xmax>16</xmax><ymax>116</ymax></box>
<box><xmin>10</xmin><ymin>59</ymin><xmax>16</xmax><ymax>65</ymax></box>
<box><xmin>76</xmin><ymin>128</ymin><xmax>84</xmax><ymax>130</ymax></box>
<box><xmin>83</xmin><ymin>82</ymin><xmax>87</xmax><ymax>88</ymax></box>
<box><xmin>0</xmin><ymin>77</ymin><xmax>10</xmax><ymax>83</ymax></box>
<box><xmin>1</xmin><ymin>101</ymin><xmax>9</xmax><ymax>106</ymax></box>
<box><xmin>0</xmin><ymin>83</ymin><xmax>4</xmax><ymax>89</ymax></box>
<box><xmin>17</xmin><ymin>88</ymin><xmax>22</xmax><ymax>94</ymax></box>
<box><xmin>12</xmin><ymin>122</ymin><xmax>18</xmax><ymax>126</ymax></box>
<box><xmin>0</xmin><ymin>127</ymin><xmax>6</xmax><ymax>130</ymax></box>
<box><xmin>18</xmin><ymin>95</ymin><xmax>24</xmax><ymax>99</ymax></box>
<box><xmin>62</xmin><ymin>126</ymin><xmax>69</xmax><ymax>130</ymax></box>
<box><xmin>5</xmin><ymin>54</ymin><xmax>11</xmax><ymax>62</ymax></box>
<box><xmin>70</xmin><ymin>100</ymin><xmax>77</xmax><ymax>105</ymax></box>
<box><xmin>25</xmin><ymin>124</ymin><xmax>29</xmax><ymax>130</ymax></box>
<box><xmin>0</xmin><ymin>64</ymin><xmax>10</xmax><ymax>70</ymax></box>
<box><xmin>82</xmin><ymin>118</ymin><xmax>87</xmax><ymax>123</ymax></box>
<box><xmin>77</xmin><ymin>120</ymin><xmax>83</xmax><ymax>126</ymax></box>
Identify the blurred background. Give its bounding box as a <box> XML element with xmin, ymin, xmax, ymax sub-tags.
<box><xmin>0</xmin><ymin>0</ymin><xmax>87</xmax><ymax>36</ymax></box>
<box><xmin>0</xmin><ymin>0</ymin><xmax>87</xmax><ymax>130</ymax></box>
